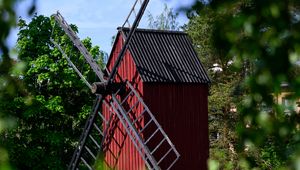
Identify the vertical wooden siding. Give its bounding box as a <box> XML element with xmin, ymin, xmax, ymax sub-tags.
<box><xmin>143</xmin><ymin>83</ymin><xmax>209</xmax><ymax>170</ymax></box>
<box><xmin>103</xmin><ymin>31</ymin><xmax>209</xmax><ymax>169</ymax></box>
<box><xmin>103</xmin><ymin>33</ymin><xmax>145</xmax><ymax>170</ymax></box>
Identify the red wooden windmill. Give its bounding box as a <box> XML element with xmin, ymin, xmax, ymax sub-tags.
<box><xmin>50</xmin><ymin>0</ymin><xmax>210</xmax><ymax>169</ymax></box>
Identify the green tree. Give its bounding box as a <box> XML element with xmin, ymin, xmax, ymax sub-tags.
<box><xmin>0</xmin><ymin>14</ymin><xmax>104</xmax><ymax>169</ymax></box>
<box><xmin>185</xmin><ymin>7</ymin><xmax>219</xmax><ymax>69</ymax></box>
<box><xmin>188</xmin><ymin>0</ymin><xmax>300</xmax><ymax>169</ymax></box>
<box><xmin>147</xmin><ymin>3</ymin><xmax>180</xmax><ymax>30</ymax></box>
<box><xmin>185</xmin><ymin>6</ymin><xmax>242</xmax><ymax>169</ymax></box>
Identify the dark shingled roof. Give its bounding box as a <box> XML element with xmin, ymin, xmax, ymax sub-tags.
<box><xmin>119</xmin><ymin>28</ymin><xmax>210</xmax><ymax>84</ymax></box>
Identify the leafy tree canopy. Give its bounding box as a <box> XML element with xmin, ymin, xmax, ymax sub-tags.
<box><xmin>1</xmin><ymin>14</ymin><xmax>104</xmax><ymax>169</ymax></box>
<box><xmin>147</xmin><ymin>3</ymin><xmax>180</xmax><ymax>30</ymax></box>
<box><xmin>185</xmin><ymin>5</ymin><xmax>243</xmax><ymax>169</ymax></box>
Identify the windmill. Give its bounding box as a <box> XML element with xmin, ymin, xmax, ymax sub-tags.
<box><xmin>50</xmin><ymin>0</ymin><xmax>180</xmax><ymax>169</ymax></box>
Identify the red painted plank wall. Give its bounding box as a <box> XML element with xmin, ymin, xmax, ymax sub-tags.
<box><xmin>104</xmin><ymin>32</ymin><xmax>209</xmax><ymax>169</ymax></box>
<box><xmin>103</xmin><ymin>33</ymin><xmax>146</xmax><ymax>170</ymax></box>
<box><xmin>143</xmin><ymin>83</ymin><xmax>209</xmax><ymax>170</ymax></box>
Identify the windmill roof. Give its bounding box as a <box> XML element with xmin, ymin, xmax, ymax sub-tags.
<box><xmin>111</xmin><ymin>27</ymin><xmax>210</xmax><ymax>84</ymax></box>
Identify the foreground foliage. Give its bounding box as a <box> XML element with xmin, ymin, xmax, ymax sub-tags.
<box><xmin>188</xmin><ymin>0</ymin><xmax>300</xmax><ymax>169</ymax></box>
<box><xmin>0</xmin><ymin>0</ymin><xmax>36</xmax><ymax>169</ymax></box>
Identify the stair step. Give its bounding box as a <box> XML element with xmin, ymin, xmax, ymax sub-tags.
<box><xmin>89</xmin><ymin>135</ymin><xmax>100</xmax><ymax>149</ymax></box>
<box><xmin>151</xmin><ymin>138</ymin><xmax>166</xmax><ymax>155</ymax></box>
<box><xmin>93</xmin><ymin>123</ymin><xmax>103</xmax><ymax>135</ymax></box>
<box><xmin>132</xmin><ymin>109</ymin><xmax>146</xmax><ymax>125</ymax></box>
<box><xmin>84</xmin><ymin>146</ymin><xmax>96</xmax><ymax>160</ymax></box>
<box><xmin>140</xmin><ymin>119</ymin><xmax>152</xmax><ymax>134</ymax></box>
<box><xmin>145</xmin><ymin>129</ymin><xmax>159</xmax><ymax>144</ymax></box>
<box><xmin>80</xmin><ymin>157</ymin><xmax>93</xmax><ymax>170</ymax></box>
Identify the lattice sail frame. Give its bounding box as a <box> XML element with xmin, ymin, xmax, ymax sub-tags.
<box><xmin>110</xmin><ymin>81</ymin><xmax>180</xmax><ymax>169</ymax></box>
<box><xmin>50</xmin><ymin>0</ymin><xmax>180</xmax><ymax>169</ymax></box>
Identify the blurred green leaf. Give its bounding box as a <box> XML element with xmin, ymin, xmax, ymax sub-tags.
<box><xmin>187</xmin><ymin>0</ymin><xmax>300</xmax><ymax>168</ymax></box>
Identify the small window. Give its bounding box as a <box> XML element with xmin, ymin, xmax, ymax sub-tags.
<box><xmin>282</xmin><ymin>96</ymin><xmax>294</xmax><ymax>115</ymax></box>
<box><xmin>282</xmin><ymin>97</ymin><xmax>291</xmax><ymax>107</ymax></box>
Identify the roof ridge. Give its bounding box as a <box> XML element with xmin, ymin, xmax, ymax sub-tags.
<box><xmin>117</xmin><ymin>27</ymin><xmax>187</xmax><ymax>35</ymax></box>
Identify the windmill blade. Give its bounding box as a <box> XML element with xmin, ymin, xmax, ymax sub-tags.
<box><xmin>105</xmin><ymin>1</ymin><xmax>181</xmax><ymax>169</ymax></box>
<box><xmin>50</xmin><ymin>38</ymin><xmax>93</xmax><ymax>90</ymax></box>
<box><xmin>68</xmin><ymin>95</ymin><xmax>115</xmax><ymax>170</ymax></box>
<box><xmin>110</xmin><ymin>81</ymin><xmax>180</xmax><ymax>170</ymax></box>
<box><xmin>108</xmin><ymin>0</ymin><xmax>150</xmax><ymax>83</ymax></box>
<box><xmin>52</xmin><ymin>11</ymin><xmax>105</xmax><ymax>83</ymax></box>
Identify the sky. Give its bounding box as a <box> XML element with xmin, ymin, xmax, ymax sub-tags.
<box><xmin>8</xmin><ymin>0</ymin><xmax>194</xmax><ymax>54</ymax></box>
